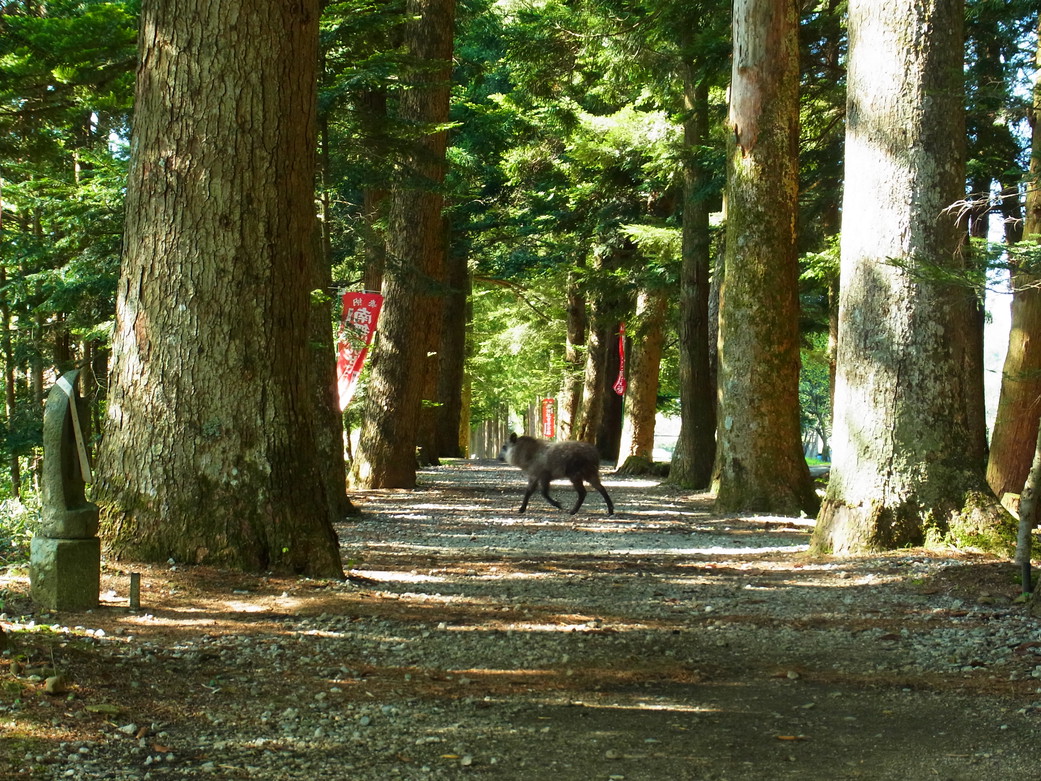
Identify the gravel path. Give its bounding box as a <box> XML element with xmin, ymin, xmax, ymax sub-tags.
<box><xmin>3</xmin><ymin>459</ymin><xmax>1041</xmax><ymax>779</ymax></box>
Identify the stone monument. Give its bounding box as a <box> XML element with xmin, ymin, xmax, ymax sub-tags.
<box><xmin>30</xmin><ymin>369</ymin><xmax>100</xmax><ymax>611</ymax></box>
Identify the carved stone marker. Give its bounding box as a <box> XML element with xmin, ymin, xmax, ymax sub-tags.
<box><xmin>30</xmin><ymin>369</ymin><xmax>100</xmax><ymax>611</ymax></box>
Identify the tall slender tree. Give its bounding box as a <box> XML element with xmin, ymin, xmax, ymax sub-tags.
<box><xmin>987</xmin><ymin>16</ymin><xmax>1041</xmax><ymax>505</ymax></box>
<box><xmin>96</xmin><ymin>0</ymin><xmax>344</xmax><ymax>577</ymax></box>
<box><xmin>812</xmin><ymin>0</ymin><xmax>1010</xmax><ymax>554</ymax></box>
<box><xmin>669</xmin><ymin>75</ymin><xmax>719</xmax><ymax>489</ymax></box>
<box><xmin>712</xmin><ymin>0</ymin><xmax>817</xmax><ymax>515</ymax></box>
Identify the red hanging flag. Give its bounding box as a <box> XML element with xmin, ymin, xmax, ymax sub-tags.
<box><xmin>336</xmin><ymin>291</ymin><xmax>384</xmax><ymax>410</ymax></box>
<box><xmin>541</xmin><ymin>398</ymin><xmax>557</xmax><ymax>439</ymax></box>
<box><xmin>612</xmin><ymin>323</ymin><xmax>627</xmax><ymax>396</ymax></box>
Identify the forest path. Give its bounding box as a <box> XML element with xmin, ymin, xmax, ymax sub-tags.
<box><xmin>332</xmin><ymin>459</ymin><xmax>1041</xmax><ymax>780</ymax></box>
<box><xmin>3</xmin><ymin>459</ymin><xmax>1041</xmax><ymax>779</ymax></box>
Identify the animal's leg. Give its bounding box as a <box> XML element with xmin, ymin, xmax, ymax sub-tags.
<box><xmin>568</xmin><ymin>478</ymin><xmax>588</xmax><ymax>514</ymax></box>
<box><xmin>588</xmin><ymin>475</ymin><xmax>614</xmax><ymax>515</ymax></box>
<box><xmin>519</xmin><ymin>478</ymin><xmax>538</xmax><ymax>513</ymax></box>
<box><xmin>541</xmin><ymin>478</ymin><xmax>563</xmax><ymax>510</ymax></box>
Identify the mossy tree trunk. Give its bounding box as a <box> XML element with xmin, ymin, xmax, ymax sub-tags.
<box><xmin>812</xmin><ymin>0</ymin><xmax>1012</xmax><ymax>555</ymax></box>
<box><xmin>97</xmin><ymin>0</ymin><xmax>344</xmax><ymax>578</ymax></box>
<box><xmin>713</xmin><ymin>0</ymin><xmax>817</xmax><ymax>515</ymax></box>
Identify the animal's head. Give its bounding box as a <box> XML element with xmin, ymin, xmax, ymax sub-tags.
<box><xmin>498</xmin><ymin>432</ymin><xmax>519</xmax><ymax>462</ymax></box>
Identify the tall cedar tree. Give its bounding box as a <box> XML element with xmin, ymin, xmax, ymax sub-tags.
<box><xmin>349</xmin><ymin>0</ymin><xmax>455</xmax><ymax>486</ymax></box>
<box><xmin>713</xmin><ymin>0</ymin><xmax>817</xmax><ymax>514</ymax></box>
<box><xmin>669</xmin><ymin>76</ymin><xmax>717</xmax><ymax>488</ymax></box>
<box><xmin>812</xmin><ymin>0</ymin><xmax>1011</xmax><ymax>554</ymax></box>
<box><xmin>988</xmin><ymin>19</ymin><xmax>1041</xmax><ymax>505</ymax></box>
<box><xmin>97</xmin><ymin>0</ymin><xmax>345</xmax><ymax>577</ymax></box>
<box><xmin>618</xmin><ymin>290</ymin><xmax>667</xmax><ymax>467</ymax></box>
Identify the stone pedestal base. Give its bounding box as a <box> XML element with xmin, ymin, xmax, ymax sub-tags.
<box><xmin>30</xmin><ymin>537</ymin><xmax>101</xmax><ymax>611</ymax></box>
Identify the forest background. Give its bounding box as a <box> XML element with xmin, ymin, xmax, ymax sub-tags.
<box><xmin>0</xmin><ymin>0</ymin><xmax>1039</xmax><ymax>577</ymax></box>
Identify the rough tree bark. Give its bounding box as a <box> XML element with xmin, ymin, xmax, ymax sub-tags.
<box><xmin>668</xmin><ymin>75</ymin><xmax>716</xmax><ymax>489</ymax></box>
<box><xmin>713</xmin><ymin>0</ymin><xmax>817</xmax><ymax>515</ymax></box>
<box><xmin>349</xmin><ymin>0</ymin><xmax>455</xmax><ymax>485</ymax></box>
<box><xmin>574</xmin><ymin>312</ymin><xmax>608</xmax><ymax>445</ymax></box>
<box><xmin>618</xmin><ymin>290</ymin><xmax>668</xmax><ymax>472</ymax></box>
<box><xmin>96</xmin><ymin>0</ymin><xmax>345</xmax><ymax>577</ymax></box>
<box><xmin>812</xmin><ymin>0</ymin><xmax>1012</xmax><ymax>554</ymax></box>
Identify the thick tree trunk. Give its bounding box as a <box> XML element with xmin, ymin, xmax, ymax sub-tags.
<box><xmin>813</xmin><ymin>0</ymin><xmax>1011</xmax><ymax>555</ymax></box>
<box><xmin>669</xmin><ymin>75</ymin><xmax>716</xmax><ymax>489</ymax></box>
<box><xmin>619</xmin><ymin>291</ymin><xmax>667</xmax><ymax>462</ymax></box>
<box><xmin>96</xmin><ymin>0</ymin><xmax>344</xmax><ymax>578</ymax></box>
<box><xmin>713</xmin><ymin>0</ymin><xmax>817</xmax><ymax>515</ymax></box>
<box><xmin>350</xmin><ymin>0</ymin><xmax>455</xmax><ymax>485</ymax></box>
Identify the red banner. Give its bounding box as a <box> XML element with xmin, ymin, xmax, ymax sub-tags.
<box><xmin>337</xmin><ymin>291</ymin><xmax>384</xmax><ymax>410</ymax></box>
<box><xmin>541</xmin><ymin>398</ymin><xmax>556</xmax><ymax>439</ymax></box>
<box><xmin>612</xmin><ymin>323</ymin><xmax>627</xmax><ymax>396</ymax></box>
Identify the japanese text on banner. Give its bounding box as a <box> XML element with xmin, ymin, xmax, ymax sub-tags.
<box><xmin>337</xmin><ymin>292</ymin><xmax>384</xmax><ymax>410</ymax></box>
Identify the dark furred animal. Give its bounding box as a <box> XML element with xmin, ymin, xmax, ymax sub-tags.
<box><xmin>500</xmin><ymin>433</ymin><xmax>614</xmax><ymax>515</ymax></box>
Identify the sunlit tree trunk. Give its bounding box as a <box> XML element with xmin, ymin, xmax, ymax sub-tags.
<box><xmin>713</xmin><ymin>0</ymin><xmax>817</xmax><ymax>515</ymax></box>
<box><xmin>987</xmin><ymin>23</ymin><xmax>1041</xmax><ymax>506</ymax></box>
<box><xmin>619</xmin><ymin>290</ymin><xmax>667</xmax><ymax>471</ymax></box>
<box><xmin>575</xmin><ymin>313</ymin><xmax>608</xmax><ymax>445</ymax></box>
<box><xmin>813</xmin><ymin>0</ymin><xmax>1010</xmax><ymax>554</ymax></box>
<box><xmin>96</xmin><ymin>0</ymin><xmax>344</xmax><ymax>577</ymax></box>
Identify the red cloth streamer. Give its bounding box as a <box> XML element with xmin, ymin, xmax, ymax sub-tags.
<box><xmin>337</xmin><ymin>291</ymin><xmax>384</xmax><ymax>410</ymax></box>
<box><xmin>612</xmin><ymin>323</ymin><xmax>627</xmax><ymax>396</ymax></box>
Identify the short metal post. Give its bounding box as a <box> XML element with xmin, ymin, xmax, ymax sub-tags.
<box><xmin>129</xmin><ymin>572</ymin><xmax>141</xmax><ymax>609</ymax></box>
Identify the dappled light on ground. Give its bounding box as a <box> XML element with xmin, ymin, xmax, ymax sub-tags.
<box><xmin>2</xmin><ymin>460</ymin><xmax>1040</xmax><ymax>779</ymax></box>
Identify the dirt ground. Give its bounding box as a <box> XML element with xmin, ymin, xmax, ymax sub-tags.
<box><xmin>2</xmin><ymin>459</ymin><xmax>1041</xmax><ymax>780</ymax></box>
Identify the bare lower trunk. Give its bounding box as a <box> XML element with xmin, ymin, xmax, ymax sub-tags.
<box><xmin>620</xmin><ymin>291</ymin><xmax>667</xmax><ymax>461</ymax></box>
<box><xmin>575</xmin><ymin>313</ymin><xmax>608</xmax><ymax>444</ymax></box>
<box><xmin>669</xmin><ymin>75</ymin><xmax>716</xmax><ymax>488</ymax></box>
<box><xmin>97</xmin><ymin>0</ymin><xmax>344</xmax><ymax>577</ymax></box>
<box><xmin>813</xmin><ymin>0</ymin><xmax>1011</xmax><ymax>555</ymax></box>
<box><xmin>350</xmin><ymin>0</ymin><xmax>455</xmax><ymax>485</ymax></box>
<box><xmin>713</xmin><ymin>0</ymin><xmax>816</xmax><ymax>515</ymax></box>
